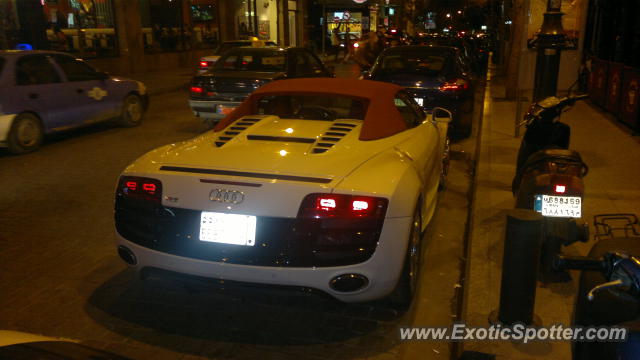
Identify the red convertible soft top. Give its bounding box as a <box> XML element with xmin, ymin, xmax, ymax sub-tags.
<box><xmin>213</xmin><ymin>78</ymin><xmax>408</xmax><ymax>141</ymax></box>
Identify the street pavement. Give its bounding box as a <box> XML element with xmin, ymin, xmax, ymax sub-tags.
<box><xmin>460</xmin><ymin>66</ymin><xmax>640</xmax><ymax>359</ymax></box>
<box><xmin>0</xmin><ymin>61</ymin><xmax>480</xmax><ymax>359</ymax></box>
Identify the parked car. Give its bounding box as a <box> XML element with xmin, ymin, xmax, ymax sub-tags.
<box><xmin>197</xmin><ymin>38</ymin><xmax>278</xmax><ymax>74</ymax></box>
<box><xmin>413</xmin><ymin>33</ymin><xmax>485</xmax><ymax>75</ymax></box>
<box><xmin>366</xmin><ymin>45</ymin><xmax>475</xmax><ymax>137</ymax></box>
<box><xmin>0</xmin><ymin>50</ymin><xmax>147</xmax><ymax>154</ymax></box>
<box><xmin>115</xmin><ymin>78</ymin><xmax>451</xmax><ymax>310</ymax></box>
<box><xmin>189</xmin><ymin>46</ymin><xmax>333</xmax><ymax>128</ymax></box>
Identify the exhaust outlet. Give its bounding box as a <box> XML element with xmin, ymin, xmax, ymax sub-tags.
<box><xmin>117</xmin><ymin>245</ymin><xmax>137</xmax><ymax>265</ymax></box>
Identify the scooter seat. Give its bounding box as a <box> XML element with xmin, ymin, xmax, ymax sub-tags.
<box><xmin>522</xmin><ymin>148</ymin><xmax>584</xmax><ymax>171</ymax></box>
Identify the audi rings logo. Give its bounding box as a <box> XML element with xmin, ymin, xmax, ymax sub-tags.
<box><xmin>209</xmin><ymin>189</ymin><xmax>245</xmax><ymax>204</ymax></box>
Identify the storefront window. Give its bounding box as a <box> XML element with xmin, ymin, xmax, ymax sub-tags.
<box><xmin>43</xmin><ymin>0</ymin><xmax>118</xmax><ymax>58</ymax></box>
<box><xmin>1</xmin><ymin>0</ymin><xmax>117</xmax><ymax>57</ymax></box>
<box><xmin>226</xmin><ymin>0</ymin><xmax>275</xmax><ymax>42</ymax></box>
<box><xmin>140</xmin><ymin>0</ymin><xmax>218</xmax><ymax>53</ymax></box>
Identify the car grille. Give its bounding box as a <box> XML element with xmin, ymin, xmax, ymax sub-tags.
<box><xmin>115</xmin><ymin>196</ymin><xmax>378</xmax><ymax>267</ymax></box>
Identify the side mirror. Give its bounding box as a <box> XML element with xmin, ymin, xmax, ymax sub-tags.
<box><xmin>432</xmin><ymin>107</ymin><xmax>453</xmax><ymax>124</ymax></box>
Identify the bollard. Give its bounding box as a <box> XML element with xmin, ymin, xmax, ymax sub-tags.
<box><xmin>492</xmin><ymin>209</ymin><xmax>544</xmax><ymax>326</ymax></box>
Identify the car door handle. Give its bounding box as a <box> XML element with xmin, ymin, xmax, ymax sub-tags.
<box><xmin>28</xmin><ymin>93</ymin><xmax>39</xmax><ymax>99</ymax></box>
<box><xmin>76</xmin><ymin>89</ymin><xmax>84</xmax><ymax>94</ymax></box>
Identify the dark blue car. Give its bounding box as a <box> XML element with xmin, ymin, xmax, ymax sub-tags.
<box><xmin>368</xmin><ymin>45</ymin><xmax>475</xmax><ymax>137</ymax></box>
<box><xmin>0</xmin><ymin>50</ymin><xmax>148</xmax><ymax>154</ymax></box>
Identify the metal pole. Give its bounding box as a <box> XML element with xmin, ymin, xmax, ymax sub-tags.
<box><xmin>530</xmin><ymin>0</ymin><xmax>569</xmax><ymax>102</ymax></box>
<box><xmin>322</xmin><ymin>2</ymin><xmax>326</xmax><ymax>56</ymax></box>
<box><xmin>492</xmin><ymin>209</ymin><xmax>543</xmax><ymax>325</ymax></box>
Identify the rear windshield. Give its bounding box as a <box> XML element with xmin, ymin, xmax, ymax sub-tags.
<box><xmin>214</xmin><ymin>49</ymin><xmax>286</xmax><ymax>72</ymax></box>
<box><xmin>257</xmin><ymin>95</ymin><xmax>367</xmax><ymax>121</ymax></box>
<box><xmin>378</xmin><ymin>52</ymin><xmax>453</xmax><ymax>75</ymax></box>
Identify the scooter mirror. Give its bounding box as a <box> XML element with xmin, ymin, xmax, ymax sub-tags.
<box><xmin>587</xmin><ymin>279</ymin><xmax>625</xmax><ymax>301</ymax></box>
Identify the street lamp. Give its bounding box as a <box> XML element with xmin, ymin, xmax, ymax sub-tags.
<box><xmin>528</xmin><ymin>0</ymin><xmax>577</xmax><ymax>101</ymax></box>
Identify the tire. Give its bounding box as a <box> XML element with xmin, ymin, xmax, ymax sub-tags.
<box><xmin>119</xmin><ymin>94</ymin><xmax>144</xmax><ymax>127</ymax></box>
<box><xmin>387</xmin><ymin>203</ymin><xmax>422</xmax><ymax>312</ymax></box>
<box><xmin>455</xmin><ymin>111</ymin><xmax>473</xmax><ymax>138</ymax></box>
<box><xmin>7</xmin><ymin>113</ymin><xmax>44</xmax><ymax>154</ymax></box>
<box><xmin>438</xmin><ymin>136</ymin><xmax>451</xmax><ymax>191</ymax></box>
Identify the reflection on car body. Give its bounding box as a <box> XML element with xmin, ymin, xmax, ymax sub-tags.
<box><xmin>115</xmin><ymin>78</ymin><xmax>451</xmax><ymax>310</ymax></box>
<box><xmin>0</xmin><ymin>50</ymin><xmax>147</xmax><ymax>154</ymax></box>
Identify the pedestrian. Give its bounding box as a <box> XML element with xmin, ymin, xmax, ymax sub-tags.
<box><xmin>331</xmin><ymin>27</ymin><xmax>342</xmax><ymax>62</ymax></box>
<box><xmin>353</xmin><ymin>32</ymin><xmax>382</xmax><ymax>72</ymax></box>
<box><xmin>52</xmin><ymin>25</ymin><xmax>69</xmax><ymax>51</ymax></box>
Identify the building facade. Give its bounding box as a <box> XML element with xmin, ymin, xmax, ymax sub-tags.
<box><xmin>0</xmin><ymin>0</ymin><xmax>307</xmax><ymax>74</ymax></box>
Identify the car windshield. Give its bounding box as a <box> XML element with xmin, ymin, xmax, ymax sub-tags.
<box><xmin>257</xmin><ymin>95</ymin><xmax>367</xmax><ymax>121</ymax></box>
<box><xmin>377</xmin><ymin>52</ymin><xmax>452</xmax><ymax>75</ymax></box>
<box><xmin>214</xmin><ymin>49</ymin><xmax>286</xmax><ymax>72</ymax></box>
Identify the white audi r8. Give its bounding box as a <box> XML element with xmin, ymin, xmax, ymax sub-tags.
<box><xmin>114</xmin><ymin>78</ymin><xmax>451</xmax><ymax>309</ymax></box>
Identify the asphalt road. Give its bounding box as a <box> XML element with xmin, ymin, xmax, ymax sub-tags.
<box><xmin>0</xmin><ymin>74</ymin><xmax>482</xmax><ymax>359</ymax></box>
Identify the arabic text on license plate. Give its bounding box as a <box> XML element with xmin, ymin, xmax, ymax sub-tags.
<box><xmin>414</xmin><ymin>97</ymin><xmax>424</xmax><ymax>106</ymax></box>
<box><xmin>534</xmin><ymin>195</ymin><xmax>582</xmax><ymax>218</ymax></box>
<box><xmin>217</xmin><ymin>105</ymin><xmax>236</xmax><ymax>115</ymax></box>
<box><xmin>199</xmin><ymin>212</ymin><xmax>256</xmax><ymax>246</ymax></box>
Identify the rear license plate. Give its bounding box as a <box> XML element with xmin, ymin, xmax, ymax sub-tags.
<box><xmin>534</xmin><ymin>195</ymin><xmax>582</xmax><ymax>218</ymax></box>
<box><xmin>414</xmin><ymin>97</ymin><xmax>424</xmax><ymax>106</ymax></box>
<box><xmin>216</xmin><ymin>105</ymin><xmax>236</xmax><ymax>115</ymax></box>
<box><xmin>199</xmin><ymin>211</ymin><xmax>256</xmax><ymax>246</ymax></box>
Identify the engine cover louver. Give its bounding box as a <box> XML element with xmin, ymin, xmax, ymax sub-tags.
<box><xmin>311</xmin><ymin>122</ymin><xmax>357</xmax><ymax>154</ymax></box>
<box><xmin>214</xmin><ymin>118</ymin><xmax>262</xmax><ymax>147</ymax></box>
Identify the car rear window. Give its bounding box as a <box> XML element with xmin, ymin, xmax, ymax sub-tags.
<box><xmin>215</xmin><ymin>50</ymin><xmax>286</xmax><ymax>72</ymax></box>
<box><xmin>378</xmin><ymin>52</ymin><xmax>452</xmax><ymax>74</ymax></box>
<box><xmin>257</xmin><ymin>95</ymin><xmax>367</xmax><ymax>121</ymax></box>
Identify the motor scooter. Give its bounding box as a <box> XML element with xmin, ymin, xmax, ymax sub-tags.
<box><xmin>555</xmin><ymin>214</ymin><xmax>640</xmax><ymax>360</ymax></box>
<box><xmin>512</xmin><ymin>94</ymin><xmax>590</xmax><ymax>276</ymax></box>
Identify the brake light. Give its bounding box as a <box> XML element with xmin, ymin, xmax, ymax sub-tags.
<box><xmin>352</xmin><ymin>200</ymin><xmax>369</xmax><ymax>211</ymax></box>
<box><xmin>190</xmin><ymin>86</ymin><xmax>203</xmax><ymax>94</ymax></box>
<box><xmin>554</xmin><ymin>184</ymin><xmax>566</xmax><ymax>194</ymax></box>
<box><xmin>440</xmin><ymin>78</ymin><xmax>469</xmax><ymax>91</ymax></box>
<box><xmin>319</xmin><ymin>197</ymin><xmax>337</xmax><ymax>210</ymax></box>
<box><xmin>118</xmin><ymin>176</ymin><xmax>162</xmax><ymax>203</ymax></box>
<box><xmin>299</xmin><ymin>193</ymin><xmax>387</xmax><ymax>219</ymax></box>
<box><xmin>296</xmin><ymin>193</ymin><xmax>389</xmax><ymax>255</ymax></box>
<box><xmin>199</xmin><ymin>61</ymin><xmax>209</xmax><ymax>68</ymax></box>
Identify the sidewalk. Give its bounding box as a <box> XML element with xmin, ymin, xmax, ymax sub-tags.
<box><xmin>460</xmin><ymin>69</ymin><xmax>640</xmax><ymax>358</ymax></box>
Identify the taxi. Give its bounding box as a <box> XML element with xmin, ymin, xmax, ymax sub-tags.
<box><xmin>0</xmin><ymin>50</ymin><xmax>147</xmax><ymax>154</ymax></box>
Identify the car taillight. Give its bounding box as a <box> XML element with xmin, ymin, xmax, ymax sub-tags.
<box><xmin>296</xmin><ymin>193</ymin><xmax>388</xmax><ymax>251</ymax></box>
<box><xmin>298</xmin><ymin>193</ymin><xmax>387</xmax><ymax>219</ymax></box>
<box><xmin>554</xmin><ymin>184</ymin><xmax>566</xmax><ymax>194</ymax></box>
<box><xmin>200</xmin><ymin>61</ymin><xmax>212</xmax><ymax>68</ymax></box>
<box><xmin>440</xmin><ymin>78</ymin><xmax>469</xmax><ymax>91</ymax></box>
<box><xmin>118</xmin><ymin>176</ymin><xmax>162</xmax><ymax>203</ymax></box>
<box><xmin>190</xmin><ymin>86</ymin><xmax>203</xmax><ymax>94</ymax></box>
